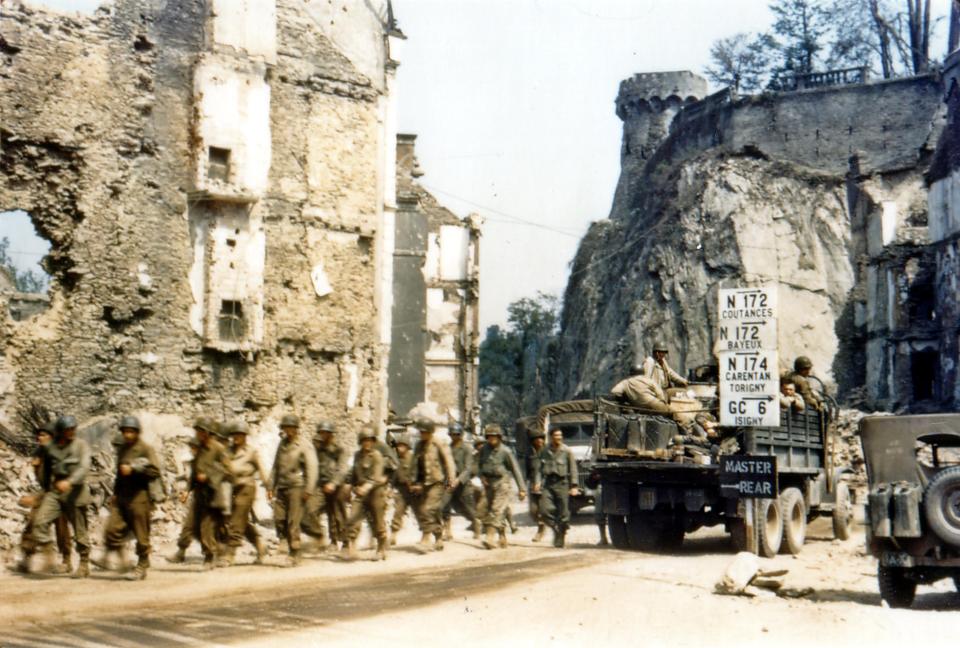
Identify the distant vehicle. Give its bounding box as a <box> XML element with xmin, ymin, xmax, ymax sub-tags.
<box><xmin>590</xmin><ymin>383</ymin><xmax>852</xmax><ymax>555</ymax></box>
<box><xmin>860</xmin><ymin>414</ymin><xmax>960</xmax><ymax>608</ymax></box>
<box><xmin>515</xmin><ymin>400</ymin><xmax>598</xmax><ymax>514</ymax></box>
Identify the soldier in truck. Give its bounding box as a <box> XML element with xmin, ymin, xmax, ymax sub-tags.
<box><xmin>640</xmin><ymin>341</ymin><xmax>688</xmax><ymax>390</ymax></box>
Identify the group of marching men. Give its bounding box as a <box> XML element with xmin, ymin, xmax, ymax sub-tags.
<box><xmin>13</xmin><ymin>411</ymin><xmax>581</xmax><ymax>581</ymax></box>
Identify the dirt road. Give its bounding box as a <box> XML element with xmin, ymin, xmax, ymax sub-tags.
<box><xmin>1</xmin><ymin>511</ymin><xmax>958</xmax><ymax>648</ymax></box>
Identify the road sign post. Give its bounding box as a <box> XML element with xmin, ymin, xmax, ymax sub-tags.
<box><xmin>717</xmin><ymin>286</ymin><xmax>780</xmax><ymax>428</ymax></box>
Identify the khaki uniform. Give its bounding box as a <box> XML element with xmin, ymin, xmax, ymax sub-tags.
<box><xmin>391</xmin><ymin>451</ymin><xmax>417</xmax><ymax>534</ymax></box>
<box><xmin>226</xmin><ymin>445</ymin><xmax>269</xmax><ymax>549</ymax></box>
<box><xmin>533</xmin><ymin>443</ymin><xmax>578</xmax><ymax>535</ymax></box>
<box><xmin>413</xmin><ymin>437</ymin><xmax>456</xmax><ymax>535</ymax></box>
<box><xmin>346</xmin><ymin>448</ymin><xmax>388</xmax><ymax>544</ymax></box>
<box><xmin>611</xmin><ymin>375</ymin><xmax>687</xmax><ymax>424</ymax></box>
<box><xmin>104</xmin><ymin>438</ymin><xmax>162</xmax><ymax>564</ymax></box>
<box><xmin>270</xmin><ymin>437</ymin><xmax>318</xmax><ymax>552</ymax></box>
<box><xmin>779</xmin><ymin>392</ymin><xmax>806</xmax><ymax>412</ymax></box>
<box><xmin>790</xmin><ymin>372</ymin><xmax>823</xmax><ymax>410</ymax></box>
<box><xmin>303</xmin><ymin>440</ymin><xmax>349</xmax><ymax>544</ymax></box>
<box><xmin>187</xmin><ymin>439</ymin><xmax>232</xmax><ymax>561</ymax></box>
<box><xmin>526</xmin><ymin>450</ymin><xmax>545</xmax><ymax>535</ymax></box>
<box><xmin>477</xmin><ymin>444</ymin><xmax>525</xmax><ymax>531</ymax></box>
<box><xmin>641</xmin><ymin>356</ymin><xmax>688</xmax><ymax>390</ymax></box>
<box><xmin>442</xmin><ymin>442</ymin><xmax>479</xmax><ymax>528</ymax></box>
<box><xmin>21</xmin><ymin>447</ymin><xmax>72</xmax><ymax>562</ymax></box>
<box><xmin>29</xmin><ymin>438</ymin><xmax>92</xmax><ymax>559</ymax></box>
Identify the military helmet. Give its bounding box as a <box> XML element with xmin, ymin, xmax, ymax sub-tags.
<box><xmin>279</xmin><ymin>414</ymin><xmax>300</xmax><ymax>429</ymax></box>
<box><xmin>448</xmin><ymin>423</ymin><xmax>464</xmax><ymax>436</ymax></box>
<box><xmin>358</xmin><ymin>427</ymin><xmax>377</xmax><ymax>441</ymax></box>
<box><xmin>394</xmin><ymin>432</ymin><xmax>413</xmax><ymax>448</ymax></box>
<box><xmin>652</xmin><ymin>340</ymin><xmax>669</xmax><ymax>353</ymax></box>
<box><xmin>193</xmin><ymin>416</ymin><xmax>216</xmax><ymax>433</ymax></box>
<box><xmin>315</xmin><ymin>420</ymin><xmax>336</xmax><ymax>434</ymax></box>
<box><xmin>118</xmin><ymin>415</ymin><xmax>141</xmax><ymax>432</ymax></box>
<box><xmin>529</xmin><ymin>428</ymin><xmax>547</xmax><ymax>439</ymax></box>
<box><xmin>226</xmin><ymin>420</ymin><xmax>249</xmax><ymax>436</ymax></box>
<box><xmin>483</xmin><ymin>423</ymin><xmax>503</xmax><ymax>438</ymax></box>
<box><xmin>56</xmin><ymin>415</ymin><xmax>78</xmax><ymax>432</ymax></box>
<box><xmin>794</xmin><ymin>356</ymin><xmax>813</xmax><ymax>371</ymax></box>
<box><xmin>211</xmin><ymin>421</ymin><xmax>230</xmax><ymax>440</ymax></box>
<box><xmin>39</xmin><ymin>419</ymin><xmax>57</xmax><ymax>435</ymax></box>
<box><xmin>414</xmin><ymin>418</ymin><xmax>436</xmax><ymax>433</ymax></box>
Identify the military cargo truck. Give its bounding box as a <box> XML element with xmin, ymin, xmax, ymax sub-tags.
<box><xmin>860</xmin><ymin>414</ymin><xmax>960</xmax><ymax>608</ymax></box>
<box><xmin>591</xmin><ymin>387</ymin><xmax>852</xmax><ymax>556</ymax></box>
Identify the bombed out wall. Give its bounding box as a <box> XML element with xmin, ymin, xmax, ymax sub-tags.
<box><xmin>0</xmin><ymin>1</ymin><xmax>399</xmax><ymax>450</ymax></box>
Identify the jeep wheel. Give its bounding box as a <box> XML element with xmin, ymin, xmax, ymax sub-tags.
<box><xmin>833</xmin><ymin>482</ymin><xmax>853</xmax><ymax>541</ymax></box>
<box><xmin>757</xmin><ymin>497</ymin><xmax>783</xmax><ymax>558</ymax></box>
<box><xmin>780</xmin><ymin>487</ymin><xmax>806</xmax><ymax>555</ymax></box>
<box><xmin>608</xmin><ymin>515</ymin><xmax>630</xmax><ymax>549</ymax></box>
<box><xmin>923</xmin><ymin>466</ymin><xmax>960</xmax><ymax>547</ymax></box>
<box><xmin>878</xmin><ymin>565</ymin><xmax>916</xmax><ymax>608</ymax></box>
<box><xmin>626</xmin><ymin>513</ymin><xmax>658</xmax><ymax>551</ymax></box>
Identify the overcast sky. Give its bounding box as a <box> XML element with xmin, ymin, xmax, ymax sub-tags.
<box><xmin>2</xmin><ymin>0</ymin><xmax>952</xmax><ymax>330</ymax></box>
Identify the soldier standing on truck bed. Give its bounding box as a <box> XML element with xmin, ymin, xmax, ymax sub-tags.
<box><xmin>527</xmin><ymin>429</ymin><xmax>547</xmax><ymax>542</ymax></box>
<box><xmin>478</xmin><ymin>424</ymin><xmax>526</xmax><ymax>549</ymax></box>
<box><xmin>790</xmin><ymin>356</ymin><xmax>824</xmax><ymax>411</ymax></box>
<box><xmin>532</xmin><ymin>428</ymin><xmax>580</xmax><ymax>548</ymax></box>
<box><xmin>640</xmin><ymin>342</ymin><xmax>688</xmax><ymax>391</ymax></box>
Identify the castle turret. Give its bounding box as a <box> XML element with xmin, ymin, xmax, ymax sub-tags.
<box><xmin>615</xmin><ymin>71</ymin><xmax>708</xmax><ymax>161</ymax></box>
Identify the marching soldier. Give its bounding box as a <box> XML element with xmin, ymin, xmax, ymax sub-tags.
<box><xmin>302</xmin><ymin>420</ymin><xmax>349</xmax><ymax>551</ymax></box>
<box><xmin>532</xmin><ymin>428</ymin><xmax>580</xmax><ymax>548</ymax></box>
<box><xmin>270</xmin><ymin>415</ymin><xmax>317</xmax><ymax>566</ymax></box>
<box><xmin>441</xmin><ymin>423</ymin><xmax>481</xmax><ymax>540</ymax></box>
<box><xmin>410</xmin><ymin>418</ymin><xmax>456</xmax><ymax>553</ymax></box>
<box><xmin>477</xmin><ymin>424</ymin><xmax>526</xmax><ymax>549</ymax></box>
<box><xmin>17</xmin><ymin>416</ymin><xmax>91</xmax><ymax>577</ymax></box>
<box><xmin>343</xmin><ymin>426</ymin><xmax>389</xmax><ymax>561</ymax></box>
<box><xmin>96</xmin><ymin>416</ymin><xmax>162</xmax><ymax>580</ymax></box>
<box><xmin>389</xmin><ymin>432</ymin><xmax>417</xmax><ymax>545</ymax></box>
<box><xmin>526</xmin><ymin>429</ymin><xmax>547</xmax><ymax>542</ymax></box>
<box><xmin>221</xmin><ymin>420</ymin><xmax>269</xmax><ymax>566</ymax></box>
<box><xmin>168</xmin><ymin>438</ymin><xmax>201</xmax><ymax>564</ymax></box>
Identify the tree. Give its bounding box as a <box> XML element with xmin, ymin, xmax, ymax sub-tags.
<box><xmin>769</xmin><ymin>0</ymin><xmax>832</xmax><ymax>76</ymax></box>
<box><xmin>0</xmin><ymin>236</ymin><xmax>49</xmax><ymax>293</ymax></box>
<box><xmin>907</xmin><ymin>0</ymin><xmax>932</xmax><ymax>73</ymax></box>
<box><xmin>704</xmin><ymin>33</ymin><xmax>773</xmax><ymax>92</ymax></box>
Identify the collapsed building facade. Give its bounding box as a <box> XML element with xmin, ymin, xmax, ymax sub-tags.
<box><xmin>0</xmin><ymin>0</ymin><xmax>478</xmax><ymax>548</ymax></box>
<box><xmin>554</xmin><ymin>65</ymin><xmax>957</xmax><ymax>411</ymax></box>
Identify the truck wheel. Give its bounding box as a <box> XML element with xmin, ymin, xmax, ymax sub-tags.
<box><xmin>757</xmin><ymin>498</ymin><xmax>783</xmax><ymax>558</ymax></box>
<box><xmin>780</xmin><ymin>488</ymin><xmax>806</xmax><ymax>555</ymax></box>
<box><xmin>608</xmin><ymin>515</ymin><xmax>630</xmax><ymax>549</ymax></box>
<box><xmin>878</xmin><ymin>565</ymin><xmax>916</xmax><ymax>608</ymax></box>
<box><xmin>923</xmin><ymin>466</ymin><xmax>960</xmax><ymax>547</ymax></box>
<box><xmin>833</xmin><ymin>482</ymin><xmax>853</xmax><ymax>541</ymax></box>
<box><xmin>626</xmin><ymin>513</ymin><xmax>658</xmax><ymax>551</ymax></box>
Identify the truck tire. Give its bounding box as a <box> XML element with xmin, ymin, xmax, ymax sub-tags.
<box><xmin>757</xmin><ymin>498</ymin><xmax>783</xmax><ymax>558</ymax></box>
<box><xmin>608</xmin><ymin>515</ymin><xmax>630</xmax><ymax>549</ymax></box>
<box><xmin>832</xmin><ymin>482</ymin><xmax>853</xmax><ymax>541</ymax></box>
<box><xmin>923</xmin><ymin>466</ymin><xmax>960</xmax><ymax>548</ymax></box>
<box><xmin>780</xmin><ymin>488</ymin><xmax>806</xmax><ymax>555</ymax></box>
<box><xmin>878</xmin><ymin>565</ymin><xmax>916</xmax><ymax>608</ymax></box>
<box><xmin>626</xmin><ymin>513</ymin><xmax>658</xmax><ymax>551</ymax></box>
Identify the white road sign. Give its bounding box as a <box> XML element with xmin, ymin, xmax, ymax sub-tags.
<box><xmin>717</xmin><ymin>286</ymin><xmax>780</xmax><ymax>427</ymax></box>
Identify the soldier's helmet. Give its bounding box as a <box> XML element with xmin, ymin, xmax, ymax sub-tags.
<box><xmin>40</xmin><ymin>419</ymin><xmax>57</xmax><ymax>435</ymax></box>
<box><xmin>211</xmin><ymin>421</ymin><xmax>230</xmax><ymax>440</ymax></box>
<box><xmin>118</xmin><ymin>415</ymin><xmax>141</xmax><ymax>432</ymax></box>
<box><xmin>56</xmin><ymin>415</ymin><xmax>78</xmax><ymax>433</ymax></box>
<box><xmin>394</xmin><ymin>432</ymin><xmax>413</xmax><ymax>448</ymax></box>
<box><xmin>529</xmin><ymin>429</ymin><xmax>547</xmax><ymax>439</ymax></box>
<box><xmin>193</xmin><ymin>416</ymin><xmax>215</xmax><ymax>433</ymax></box>
<box><xmin>315</xmin><ymin>420</ymin><xmax>337</xmax><ymax>434</ymax></box>
<box><xmin>358</xmin><ymin>427</ymin><xmax>377</xmax><ymax>441</ymax></box>
<box><xmin>226</xmin><ymin>420</ymin><xmax>249</xmax><ymax>436</ymax></box>
<box><xmin>652</xmin><ymin>340</ymin><xmax>669</xmax><ymax>353</ymax></box>
<box><xmin>414</xmin><ymin>418</ymin><xmax>436</xmax><ymax>433</ymax></box>
<box><xmin>279</xmin><ymin>414</ymin><xmax>300</xmax><ymax>429</ymax></box>
<box><xmin>483</xmin><ymin>423</ymin><xmax>503</xmax><ymax>438</ymax></box>
<box><xmin>794</xmin><ymin>356</ymin><xmax>813</xmax><ymax>371</ymax></box>
<box><xmin>448</xmin><ymin>423</ymin><xmax>464</xmax><ymax>436</ymax></box>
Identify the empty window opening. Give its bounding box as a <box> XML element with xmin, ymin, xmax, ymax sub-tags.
<box><xmin>908</xmin><ymin>280</ymin><xmax>936</xmax><ymax>323</ymax></box>
<box><xmin>218</xmin><ymin>299</ymin><xmax>246</xmax><ymax>342</ymax></box>
<box><xmin>0</xmin><ymin>210</ymin><xmax>51</xmax><ymax>295</ymax></box>
<box><xmin>207</xmin><ymin>147</ymin><xmax>231</xmax><ymax>182</ymax></box>
<box><xmin>911</xmin><ymin>349</ymin><xmax>940</xmax><ymax>402</ymax></box>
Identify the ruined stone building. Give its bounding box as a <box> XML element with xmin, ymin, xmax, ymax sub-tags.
<box><xmin>0</xmin><ymin>0</ymin><xmax>445</xmax><ymax>441</ymax></box>
<box><xmin>554</xmin><ymin>67</ymin><xmax>950</xmax><ymax>411</ymax></box>
<box><xmin>388</xmin><ymin>134</ymin><xmax>481</xmax><ymax>435</ymax></box>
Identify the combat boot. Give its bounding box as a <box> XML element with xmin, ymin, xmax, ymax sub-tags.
<box><xmin>286</xmin><ymin>549</ymin><xmax>301</xmax><ymax>567</ymax></box>
<box><xmin>37</xmin><ymin>543</ymin><xmax>57</xmax><ymax>573</ymax></box>
<box><xmin>50</xmin><ymin>558</ymin><xmax>71</xmax><ymax>575</ymax></box>
<box><xmin>216</xmin><ymin>546</ymin><xmax>235</xmax><ymax>568</ymax></box>
<box><xmin>167</xmin><ymin>547</ymin><xmax>187</xmax><ymax>564</ymax></box>
<box><xmin>254</xmin><ymin>538</ymin><xmax>267</xmax><ymax>565</ymax></box>
<box><xmin>482</xmin><ymin>528</ymin><xmax>496</xmax><ymax>550</ymax></box>
<box><xmin>91</xmin><ymin>548</ymin><xmax>127</xmax><ymax>573</ymax></box>
<box><xmin>532</xmin><ymin>524</ymin><xmax>545</xmax><ymax>542</ymax></box>
<box><xmin>498</xmin><ymin>529</ymin><xmax>508</xmax><ymax>549</ymax></box>
<box><xmin>374</xmin><ymin>539</ymin><xmax>387</xmax><ymax>562</ymax></box>
<box><xmin>200</xmin><ymin>556</ymin><xmax>216</xmax><ymax>571</ymax></box>
<box><xmin>553</xmin><ymin>529</ymin><xmax>566</xmax><ymax>548</ymax></box>
<box><xmin>126</xmin><ymin>562</ymin><xmax>148</xmax><ymax>581</ymax></box>
<box><xmin>472</xmin><ymin>518</ymin><xmax>482</xmax><ymax>540</ymax></box>
<box><xmin>443</xmin><ymin>518</ymin><xmax>453</xmax><ymax>541</ymax></box>
<box><xmin>598</xmin><ymin>524</ymin><xmax>609</xmax><ymax>547</ymax></box>
<box><xmin>389</xmin><ymin>530</ymin><xmax>398</xmax><ymax>546</ymax></box>
<box><xmin>12</xmin><ymin>550</ymin><xmax>33</xmax><ymax>574</ymax></box>
<box><xmin>340</xmin><ymin>540</ymin><xmax>357</xmax><ymax>562</ymax></box>
<box><xmin>433</xmin><ymin>531</ymin><xmax>444</xmax><ymax>551</ymax></box>
<box><xmin>71</xmin><ymin>557</ymin><xmax>90</xmax><ymax>579</ymax></box>
<box><xmin>415</xmin><ymin>532</ymin><xmax>433</xmax><ymax>554</ymax></box>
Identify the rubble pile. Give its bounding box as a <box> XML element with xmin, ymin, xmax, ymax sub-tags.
<box><xmin>834</xmin><ymin>408</ymin><xmax>886</xmax><ymax>499</ymax></box>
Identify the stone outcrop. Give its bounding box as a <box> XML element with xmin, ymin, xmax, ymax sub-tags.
<box><xmin>555</xmin><ymin>72</ymin><xmax>944</xmax><ymax>401</ymax></box>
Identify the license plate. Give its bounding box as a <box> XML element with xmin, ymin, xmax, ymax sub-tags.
<box><xmin>882</xmin><ymin>552</ymin><xmax>913</xmax><ymax>568</ymax></box>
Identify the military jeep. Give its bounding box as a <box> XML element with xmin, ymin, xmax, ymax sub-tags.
<box><xmin>860</xmin><ymin>414</ymin><xmax>960</xmax><ymax>608</ymax></box>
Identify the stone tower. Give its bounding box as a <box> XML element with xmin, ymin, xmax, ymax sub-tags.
<box><xmin>615</xmin><ymin>71</ymin><xmax>708</xmax><ymax>162</ymax></box>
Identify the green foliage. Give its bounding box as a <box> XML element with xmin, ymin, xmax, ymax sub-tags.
<box><xmin>0</xmin><ymin>236</ymin><xmax>49</xmax><ymax>293</ymax></box>
<box><xmin>703</xmin><ymin>33</ymin><xmax>774</xmax><ymax>92</ymax></box>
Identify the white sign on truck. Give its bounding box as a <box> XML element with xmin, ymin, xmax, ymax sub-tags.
<box><xmin>717</xmin><ymin>286</ymin><xmax>780</xmax><ymax>427</ymax></box>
